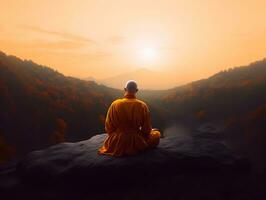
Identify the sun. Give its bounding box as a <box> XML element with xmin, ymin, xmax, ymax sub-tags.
<box><xmin>140</xmin><ymin>47</ymin><xmax>157</xmax><ymax>62</ymax></box>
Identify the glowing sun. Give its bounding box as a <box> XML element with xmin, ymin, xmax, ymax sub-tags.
<box><xmin>140</xmin><ymin>47</ymin><xmax>157</xmax><ymax>62</ymax></box>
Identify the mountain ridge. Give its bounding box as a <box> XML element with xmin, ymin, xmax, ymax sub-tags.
<box><xmin>1</xmin><ymin>50</ymin><xmax>266</xmax><ymax>168</ymax></box>
<box><xmin>84</xmin><ymin>67</ymin><xmax>179</xmax><ymax>90</ymax></box>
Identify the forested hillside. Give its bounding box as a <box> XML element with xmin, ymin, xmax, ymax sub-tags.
<box><xmin>143</xmin><ymin>59</ymin><xmax>266</xmax><ymax>125</ymax></box>
<box><xmin>0</xmin><ymin>51</ymin><xmax>122</xmax><ymax>163</ymax></box>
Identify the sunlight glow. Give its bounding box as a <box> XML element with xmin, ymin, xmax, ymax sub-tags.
<box><xmin>140</xmin><ymin>47</ymin><xmax>157</xmax><ymax>62</ymax></box>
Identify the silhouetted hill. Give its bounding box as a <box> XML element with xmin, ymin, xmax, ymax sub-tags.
<box><xmin>143</xmin><ymin>59</ymin><xmax>266</xmax><ymax>125</ymax></box>
<box><xmin>0</xmin><ymin>51</ymin><xmax>122</xmax><ymax>164</ymax></box>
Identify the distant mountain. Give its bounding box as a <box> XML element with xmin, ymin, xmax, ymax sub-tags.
<box><xmin>84</xmin><ymin>68</ymin><xmax>179</xmax><ymax>90</ymax></box>
<box><xmin>84</xmin><ymin>76</ymin><xmax>97</xmax><ymax>82</ymax></box>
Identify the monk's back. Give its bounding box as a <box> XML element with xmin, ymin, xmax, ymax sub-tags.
<box><xmin>112</xmin><ymin>98</ymin><xmax>147</xmax><ymax>131</ymax></box>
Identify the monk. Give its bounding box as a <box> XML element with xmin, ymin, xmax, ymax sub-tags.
<box><xmin>98</xmin><ymin>80</ymin><xmax>161</xmax><ymax>156</ymax></box>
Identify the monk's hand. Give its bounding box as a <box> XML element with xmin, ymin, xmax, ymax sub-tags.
<box><xmin>152</xmin><ymin>128</ymin><xmax>164</xmax><ymax>138</ymax></box>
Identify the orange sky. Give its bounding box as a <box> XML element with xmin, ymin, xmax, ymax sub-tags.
<box><xmin>1</xmin><ymin>0</ymin><xmax>266</xmax><ymax>88</ymax></box>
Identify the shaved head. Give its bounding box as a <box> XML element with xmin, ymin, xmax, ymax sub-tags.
<box><xmin>125</xmin><ymin>80</ymin><xmax>138</xmax><ymax>94</ymax></box>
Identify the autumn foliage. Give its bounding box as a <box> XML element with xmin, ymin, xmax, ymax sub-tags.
<box><xmin>0</xmin><ymin>51</ymin><xmax>120</xmax><ymax>163</ymax></box>
<box><xmin>49</xmin><ymin>118</ymin><xmax>67</xmax><ymax>144</ymax></box>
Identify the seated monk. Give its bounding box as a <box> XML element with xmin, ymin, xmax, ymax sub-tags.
<box><xmin>98</xmin><ymin>80</ymin><xmax>161</xmax><ymax>156</ymax></box>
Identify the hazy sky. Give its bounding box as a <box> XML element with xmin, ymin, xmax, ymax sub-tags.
<box><xmin>1</xmin><ymin>0</ymin><xmax>266</xmax><ymax>87</ymax></box>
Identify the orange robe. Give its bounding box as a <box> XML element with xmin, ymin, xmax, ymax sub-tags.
<box><xmin>98</xmin><ymin>93</ymin><xmax>160</xmax><ymax>156</ymax></box>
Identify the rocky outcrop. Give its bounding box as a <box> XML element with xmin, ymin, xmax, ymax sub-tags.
<box><xmin>17</xmin><ymin>133</ymin><xmax>245</xmax><ymax>184</ymax></box>
<box><xmin>1</xmin><ymin>133</ymin><xmax>256</xmax><ymax>200</ymax></box>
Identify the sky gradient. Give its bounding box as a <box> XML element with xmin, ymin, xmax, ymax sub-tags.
<box><xmin>1</xmin><ymin>0</ymin><xmax>266</xmax><ymax>88</ymax></box>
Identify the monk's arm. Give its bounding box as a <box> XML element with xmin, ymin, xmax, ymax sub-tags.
<box><xmin>141</xmin><ymin>104</ymin><xmax>152</xmax><ymax>137</ymax></box>
<box><xmin>105</xmin><ymin>103</ymin><xmax>116</xmax><ymax>135</ymax></box>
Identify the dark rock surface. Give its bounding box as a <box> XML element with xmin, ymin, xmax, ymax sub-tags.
<box><xmin>17</xmin><ymin>133</ymin><xmax>241</xmax><ymax>183</ymax></box>
<box><xmin>1</xmin><ymin>133</ymin><xmax>265</xmax><ymax>200</ymax></box>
